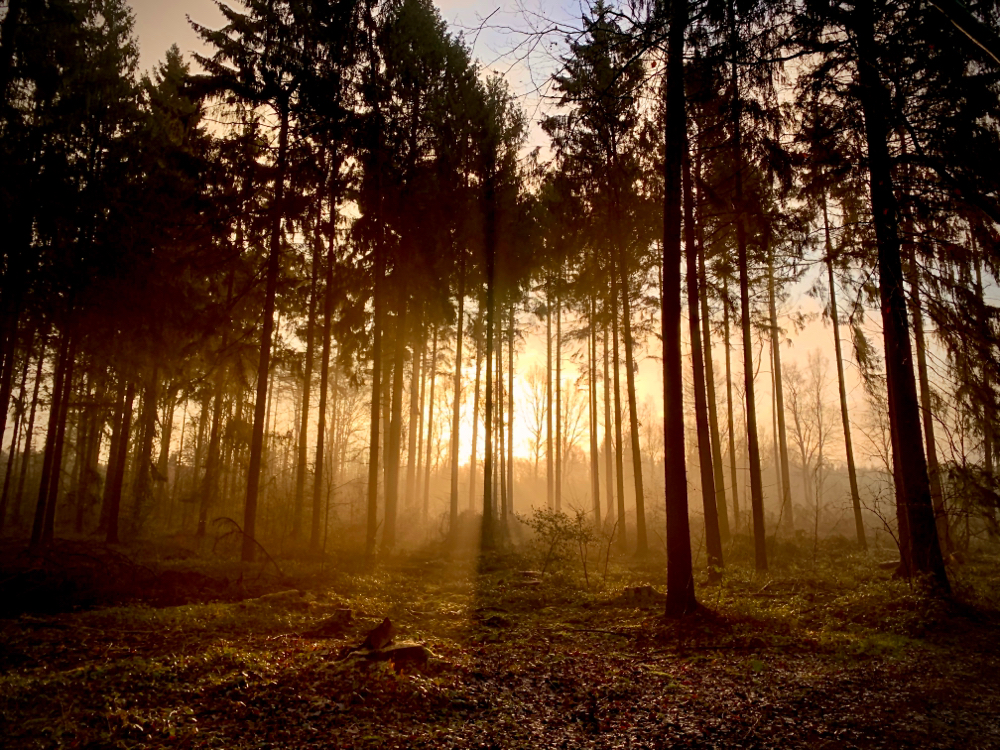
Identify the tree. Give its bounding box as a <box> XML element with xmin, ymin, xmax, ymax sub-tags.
<box><xmin>193</xmin><ymin>0</ymin><xmax>312</xmax><ymax>562</ymax></box>
<box><xmin>659</xmin><ymin>0</ymin><xmax>697</xmax><ymax>616</ymax></box>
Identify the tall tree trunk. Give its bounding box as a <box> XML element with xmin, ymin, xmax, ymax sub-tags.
<box><xmin>508</xmin><ymin>304</ymin><xmax>515</xmax><ymax>519</ymax></box>
<box><xmin>482</xmin><ymin>166</ymin><xmax>497</xmax><ymax>551</ymax></box>
<box><xmin>555</xmin><ymin>273</ymin><xmax>562</xmax><ymax>512</ymax></box>
<box><xmin>423</xmin><ymin>326</ymin><xmax>438</xmax><ymax>522</ymax></box>
<box><xmin>546</xmin><ymin>275</ymin><xmax>553</xmax><ymax>510</ymax></box>
<box><xmin>100</xmin><ymin>377</ymin><xmax>126</xmax><ymax>533</ymax></box>
<box><xmin>30</xmin><ymin>329</ymin><xmax>70</xmax><ymax>549</ymax></box>
<box><xmin>723</xmin><ymin>276</ymin><xmax>741</xmax><ymax>529</ymax></box>
<box><xmin>854</xmin><ymin>2</ymin><xmax>948</xmax><ymax>590</ymax></box>
<box><xmin>822</xmin><ymin>195</ymin><xmax>866</xmax><ymax>549</ymax></box>
<box><xmin>498</xmin><ymin>327</ymin><xmax>507</xmax><ymax>526</ymax></box>
<box><xmin>905</xmin><ymin>243</ymin><xmax>949</xmax><ymax>551</ymax></box>
<box><xmin>684</xmin><ymin>148</ymin><xmax>723</xmax><ymax>575</ymax></box>
<box><xmin>41</xmin><ymin>338</ymin><xmax>76</xmax><ymax>545</ymax></box>
<box><xmin>384</xmin><ymin>299</ymin><xmax>407</xmax><ymax>549</ymax></box>
<box><xmin>604</xmin><ymin>320</ymin><xmax>614</xmax><ymax>527</ymax></box>
<box><xmin>312</xmin><ymin>245</ymin><xmax>334</xmax><ymax>553</ymax></box>
<box><xmin>157</xmin><ymin>389</ymin><xmax>175</xmax><ymax>512</ymax></box>
<box><xmin>695</xmin><ymin>148</ymin><xmax>730</xmax><ymax>542</ymax></box>
<box><xmin>243</xmin><ymin>105</ymin><xmax>289</xmax><ymax>563</ymax></box>
<box><xmin>407</xmin><ymin>318</ymin><xmax>424</xmax><ymax>507</ymax></box>
<box><xmin>611</xmin><ymin>266</ymin><xmax>627</xmax><ymax>553</ymax></box>
<box><xmin>200</xmin><ymin>300</ymin><xmax>233</xmax><ymax>538</ymax></box>
<box><xmin>772</xmin><ymin>354</ymin><xmax>783</xmax><ymax>509</ymax></box>
<box><xmin>105</xmin><ymin>381</ymin><xmax>135</xmax><ymax>545</ymax></box>
<box><xmin>293</xmin><ymin>233</ymin><xmax>320</xmax><ymax>539</ymax></box>
<box><xmin>589</xmin><ymin>292</ymin><xmax>601</xmax><ymax>525</ymax></box>
<box><xmin>12</xmin><ymin>330</ymin><xmax>46</xmax><ymax>528</ymax></box>
<box><xmin>974</xmin><ymin>255</ymin><xmax>996</xmax><ymax>534</ymax></box>
<box><xmin>0</xmin><ymin>335</ymin><xmax>31</xmax><ymax>531</ymax></box>
<box><xmin>662</xmin><ymin>0</ymin><xmax>696</xmax><ymax>616</ymax></box>
<box><xmin>767</xmin><ymin>246</ymin><xmax>794</xmax><ymax>532</ymax></box>
<box><xmin>449</xmin><ymin>261</ymin><xmax>465</xmax><ymax>537</ymax></box>
<box><xmin>366</xmin><ymin>236</ymin><xmax>384</xmax><ymax>559</ymax></box>
<box><xmin>619</xmin><ymin>248</ymin><xmax>648</xmax><ymax>554</ymax></box>
<box><xmin>729</xmin><ymin>0</ymin><xmax>767</xmax><ymax>571</ymax></box>
<box><xmin>130</xmin><ymin>363</ymin><xmax>158</xmax><ymax>536</ymax></box>
<box><xmin>468</xmin><ymin>317</ymin><xmax>481</xmax><ymax>511</ymax></box>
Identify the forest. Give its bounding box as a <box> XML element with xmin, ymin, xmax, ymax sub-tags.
<box><xmin>1</xmin><ymin>0</ymin><xmax>1000</xmax><ymax>746</ymax></box>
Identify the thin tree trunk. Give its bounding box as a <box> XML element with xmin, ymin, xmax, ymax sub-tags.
<box><xmin>482</xmin><ymin>167</ymin><xmax>497</xmax><ymax>550</ymax></box>
<box><xmin>366</xmin><ymin>239</ymin><xmax>383</xmax><ymax>558</ymax></box>
<box><xmin>406</xmin><ymin>318</ymin><xmax>424</xmax><ymax>507</ymax></box>
<box><xmin>555</xmin><ymin>273</ymin><xmax>562</xmax><ymax>512</ymax></box>
<box><xmin>768</xmin><ymin>246</ymin><xmax>794</xmax><ymax>532</ymax></box>
<box><xmin>12</xmin><ymin>330</ymin><xmax>46</xmax><ymax>528</ymax></box>
<box><xmin>243</xmin><ymin>105</ymin><xmax>289</xmax><ymax>563</ymax></box>
<box><xmin>0</xmin><ymin>336</ymin><xmax>31</xmax><ymax>530</ymax></box>
<box><xmin>508</xmin><ymin>304</ymin><xmax>514</xmax><ymax>519</ymax></box>
<box><xmin>498</xmin><ymin>326</ymin><xmax>507</xmax><ymax>526</ymax></box>
<box><xmin>30</xmin><ymin>329</ymin><xmax>70</xmax><ymax>549</ymax></box>
<box><xmin>423</xmin><ymin>326</ymin><xmax>438</xmax><ymax>522</ymax></box>
<box><xmin>105</xmin><ymin>381</ymin><xmax>135</xmax><ymax>545</ymax></box>
<box><xmin>975</xmin><ymin>255</ymin><xmax>996</xmax><ymax>534</ymax></box>
<box><xmin>294</xmin><ymin>233</ymin><xmax>320</xmax><ymax>539</ymax></box>
<box><xmin>695</xmin><ymin>147</ymin><xmax>730</xmax><ymax>543</ymax></box>
<box><xmin>823</xmin><ymin>195</ymin><xmax>866</xmax><ymax>549</ymax></box>
<box><xmin>611</xmin><ymin>265</ymin><xmax>627</xmax><ymax>553</ymax></box>
<box><xmin>589</xmin><ymin>292</ymin><xmax>601</xmax><ymax>525</ymax></box>
<box><xmin>546</xmin><ymin>275</ymin><xmax>553</xmax><ymax>510</ymax></box>
<box><xmin>662</xmin><ymin>0</ymin><xmax>696</xmax><ymax>616</ymax></box>
<box><xmin>157</xmin><ymin>389</ymin><xmax>175</xmax><ymax>512</ymax></box>
<box><xmin>312</xmin><ymin>244</ymin><xmax>334</xmax><ymax>553</ymax></box>
<box><xmin>130</xmin><ymin>363</ymin><xmax>158</xmax><ymax>536</ymax></box>
<box><xmin>604</xmin><ymin>320</ymin><xmax>613</xmax><ymax>528</ymax></box>
<box><xmin>684</xmin><ymin>148</ymin><xmax>723</xmax><ymax>575</ymax></box>
<box><xmin>469</xmin><ymin>318</ymin><xmax>481</xmax><ymax>511</ymax></box>
<box><xmin>729</xmin><ymin>0</ymin><xmax>767</xmax><ymax>570</ymax></box>
<box><xmin>100</xmin><ymin>377</ymin><xmax>126</xmax><ymax>533</ymax></box>
<box><xmin>619</xmin><ymin>248</ymin><xmax>647</xmax><ymax>554</ymax></box>
<box><xmin>200</xmin><ymin>309</ymin><xmax>233</xmax><ymax>537</ymax></box>
<box><xmin>384</xmin><ymin>299</ymin><xmax>407</xmax><ymax>549</ymax></box>
<box><xmin>449</xmin><ymin>261</ymin><xmax>465</xmax><ymax>537</ymax></box>
<box><xmin>41</xmin><ymin>337</ymin><xmax>76</xmax><ymax>545</ymax></box>
<box><xmin>771</xmin><ymin>337</ymin><xmax>783</xmax><ymax>510</ymax></box>
<box><xmin>723</xmin><ymin>276</ymin><xmax>741</xmax><ymax>529</ymax></box>
<box><xmin>906</xmin><ymin>242</ymin><xmax>949</xmax><ymax>551</ymax></box>
<box><xmin>415</xmin><ymin>332</ymin><xmax>427</xmax><ymax>507</ymax></box>
<box><xmin>855</xmin><ymin>2</ymin><xmax>948</xmax><ymax>590</ymax></box>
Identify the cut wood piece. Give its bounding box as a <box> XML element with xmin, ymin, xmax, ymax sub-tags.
<box><xmin>334</xmin><ymin>617</ymin><xmax>397</xmax><ymax>661</ymax></box>
<box><xmin>362</xmin><ymin>617</ymin><xmax>396</xmax><ymax>650</ymax></box>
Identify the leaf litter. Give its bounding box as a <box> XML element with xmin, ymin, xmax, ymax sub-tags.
<box><xmin>1</xmin><ymin>546</ymin><xmax>999</xmax><ymax>748</ymax></box>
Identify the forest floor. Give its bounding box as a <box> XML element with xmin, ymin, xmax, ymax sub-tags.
<box><xmin>1</xmin><ymin>534</ymin><xmax>999</xmax><ymax>749</ymax></box>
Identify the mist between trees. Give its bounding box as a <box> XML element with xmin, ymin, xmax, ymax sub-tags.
<box><xmin>3</xmin><ymin>0</ymin><xmax>1000</xmax><ymax>611</ymax></box>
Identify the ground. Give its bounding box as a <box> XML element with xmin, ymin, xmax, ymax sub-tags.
<box><xmin>1</xmin><ymin>537</ymin><xmax>999</xmax><ymax>749</ymax></box>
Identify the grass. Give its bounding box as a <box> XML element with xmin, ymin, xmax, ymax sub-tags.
<box><xmin>0</xmin><ymin>534</ymin><xmax>998</xmax><ymax>748</ymax></box>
